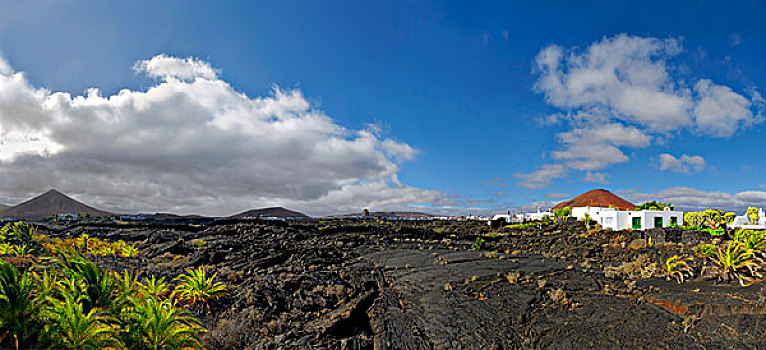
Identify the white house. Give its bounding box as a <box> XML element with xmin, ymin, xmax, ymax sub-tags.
<box><xmin>730</xmin><ymin>208</ymin><xmax>766</xmax><ymax>230</ymax></box>
<box><xmin>488</xmin><ymin>208</ymin><xmax>554</xmax><ymax>226</ymax></box>
<box><xmin>572</xmin><ymin>206</ymin><xmax>683</xmax><ymax>231</ymax></box>
<box><xmin>523</xmin><ymin>208</ymin><xmax>554</xmax><ymax>221</ymax></box>
<box><xmin>491</xmin><ymin>214</ymin><xmax>512</xmax><ymax>223</ymax></box>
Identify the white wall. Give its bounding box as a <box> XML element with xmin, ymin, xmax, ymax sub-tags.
<box><xmin>628</xmin><ymin>210</ymin><xmax>683</xmax><ymax>230</ymax></box>
<box><xmin>571</xmin><ymin>207</ymin><xmax>683</xmax><ymax>230</ymax></box>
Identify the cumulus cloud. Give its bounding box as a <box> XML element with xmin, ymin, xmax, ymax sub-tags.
<box><xmin>584</xmin><ymin>172</ymin><xmax>609</xmax><ymax>184</ymax></box>
<box><xmin>630</xmin><ymin>187</ymin><xmax>766</xmax><ymax>212</ymax></box>
<box><xmin>514</xmin><ymin>164</ymin><xmax>567</xmax><ymax>189</ymax></box>
<box><xmin>0</xmin><ymin>55</ymin><xmax>444</xmax><ymax>215</ymax></box>
<box><xmin>657</xmin><ymin>153</ymin><xmax>706</xmax><ymax>173</ymax></box>
<box><xmin>521</xmin><ymin>34</ymin><xmax>763</xmax><ymax>188</ymax></box>
<box><xmin>693</xmin><ymin>79</ymin><xmax>764</xmax><ymax>137</ymax></box>
<box><xmin>534</xmin><ymin>35</ymin><xmax>689</xmax><ymax>132</ymax></box>
<box><xmin>133</xmin><ymin>54</ymin><xmax>219</xmax><ymax>81</ymax></box>
<box><xmin>552</xmin><ymin>120</ymin><xmax>651</xmax><ymax>170</ymax></box>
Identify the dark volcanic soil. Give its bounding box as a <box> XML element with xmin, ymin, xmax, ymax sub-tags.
<box><xmin>30</xmin><ymin>220</ymin><xmax>766</xmax><ymax>349</ymax></box>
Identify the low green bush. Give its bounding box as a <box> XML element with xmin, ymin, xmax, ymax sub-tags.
<box><xmin>695</xmin><ymin>243</ymin><xmax>717</xmax><ymax>258</ymax></box>
<box><xmin>0</xmin><ymin>221</ymin><xmax>218</xmax><ymax>349</ymax></box>
<box><xmin>470</xmin><ymin>237</ymin><xmax>485</xmax><ymax>251</ymax></box>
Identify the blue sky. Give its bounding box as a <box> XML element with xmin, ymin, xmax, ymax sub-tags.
<box><xmin>0</xmin><ymin>1</ymin><xmax>764</xmax><ymax>215</ymax></box>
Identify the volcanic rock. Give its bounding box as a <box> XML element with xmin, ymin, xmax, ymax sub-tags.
<box><xmin>628</xmin><ymin>238</ymin><xmax>648</xmax><ymax>250</ymax></box>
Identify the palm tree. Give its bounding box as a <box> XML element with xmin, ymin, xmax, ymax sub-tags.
<box><xmin>140</xmin><ymin>276</ymin><xmax>170</xmax><ymax>299</ymax></box>
<box><xmin>53</xmin><ymin>250</ymin><xmax>118</xmax><ymax>313</ymax></box>
<box><xmin>0</xmin><ymin>222</ymin><xmax>36</xmax><ymax>245</ymax></box>
<box><xmin>40</xmin><ymin>292</ymin><xmax>123</xmax><ymax>350</ymax></box>
<box><xmin>0</xmin><ymin>260</ymin><xmax>38</xmax><ymax>349</ymax></box>
<box><xmin>125</xmin><ymin>296</ymin><xmax>205</xmax><ymax>350</ymax></box>
<box><xmin>172</xmin><ymin>266</ymin><xmax>227</xmax><ymax>306</ymax></box>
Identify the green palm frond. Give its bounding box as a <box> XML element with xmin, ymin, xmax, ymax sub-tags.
<box><xmin>11</xmin><ymin>244</ymin><xmax>34</xmax><ymax>256</ymax></box>
<box><xmin>52</xmin><ymin>249</ymin><xmax>118</xmax><ymax>313</ymax></box>
<box><xmin>735</xmin><ymin>229</ymin><xmax>766</xmax><ymax>253</ymax></box>
<box><xmin>0</xmin><ymin>243</ymin><xmax>13</xmax><ymax>255</ymax></box>
<box><xmin>120</xmin><ymin>244</ymin><xmax>139</xmax><ymax>258</ymax></box>
<box><xmin>664</xmin><ymin>255</ymin><xmax>692</xmax><ymax>283</ymax></box>
<box><xmin>172</xmin><ymin>266</ymin><xmax>227</xmax><ymax>306</ymax></box>
<box><xmin>0</xmin><ymin>222</ymin><xmax>36</xmax><ymax>245</ymax></box>
<box><xmin>40</xmin><ymin>295</ymin><xmax>123</xmax><ymax>350</ymax></box>
<box><xmin>125</xmin><ymin>296</ymin><xmax>206</xmax><ymax>350</ymax></box>
<box><xmin>713</xmin><ymin>241</ymin><xmax>761</xmax><ymax>286</ymax></box>
<box><xmin>141</xmin><ymin>276</ymin><xmax>170</xmax><ymax>299</ymax></box>
<box><xmin>0</xmin><ymin>260</ymin><xmax>38</xmax><ymax>349</ymax></box>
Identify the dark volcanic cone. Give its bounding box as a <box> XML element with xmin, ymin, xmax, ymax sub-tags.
<box><xmin>552</xmin><ymin>189</ymin><xmax>636</xmax><ymax>210</ymax></box>
<box><xmin>2</xmin><ymin>189</ymin><xmax>115</xmax><ymax>219</ymax></box>
<box><xmin>229</xmin><ymin>207</ymin><xmax>308</xmax><ymax>219</ymax></box>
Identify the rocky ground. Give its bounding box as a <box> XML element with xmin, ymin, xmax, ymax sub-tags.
<box><xmin>30</xmin><ymin>219</ymin><xmax>766</xmax><ymax>349</ymax></box>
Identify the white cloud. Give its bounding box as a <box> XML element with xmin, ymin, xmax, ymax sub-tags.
<box><xmin>693</xmin><ymin>79</ymin><xmax>762</xmax><ymax>137</ymax></box>
<box><xmin>0</xmin><ymin>55</ymin><xmax>444</xmax><ymax>216</ymax></box>
<box><xmin>552</xmin><ymin>121</ymin><xmax>650</xmax><ymax>170</ymax></box>
<box><xmin>523</xmin><ymin>34</ymin><xmax>763</xmax><ymax>188</ymax></box>
<box><xmin>514</xmin><ymin>164</ymin><xmax>567</xmax><ymax>189</ymax></box>
<box><xmin>584</xmin><ymin>172</ymin><xmax>609</xmax><ymax>184</ymax></box>
<box><xmin>380</xmin><ymin>139</ymin><xmax>418</xmax><ymax>161</ymax></box>
<box><xmin>629</xmin><ymin>187</ymin><xmax>766</xmax><ymax>212</ymax></box>
<box><xmin>657</xmin><ymin>153</ymin><xmax>706</xmax><ymax>173</ymax></box>
<box><xmin>534</xmin><ymin>34</ymin><xmax>690</xmax><ymax>132</ymax></box>
<box><xmin>133</xmin><ymin>54</ymin><xmax>219</xmax><ymax>81</ymax></box>
<box><xmin>734</xmin><ymin>191</ymin><xmax>766</xmax><ymax>205</ymax></box>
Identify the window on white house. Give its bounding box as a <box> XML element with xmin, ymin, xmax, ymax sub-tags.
<box><xmin>604</xmin><ymin>217</ymin><xmax>613</xmax><ymax>225</ymax></box>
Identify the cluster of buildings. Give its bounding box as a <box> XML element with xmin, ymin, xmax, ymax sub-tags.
<box><xmin>505</xmin><ymin>205</ymin><xmax>684</xmax><ymax>231</ymax></box>
<box><xmin>495</xmin><ymin>189</ymin><xmax>766</xmax><ymax>231</ymax></box>
<box><xmin>494</xmin><ymin>189</ymin><xmax>686</xmax><ymax>231</ymax></box>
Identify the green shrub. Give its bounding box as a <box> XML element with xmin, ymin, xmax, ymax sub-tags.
<box><xmin>636</xmin><ymin>201</ymin><xmax>673</xmax><ymax>211</ymax></box>
<box><xmin>172</xmin><ymin>266</ymin><xmax>227</xmax><ymax>306</ymax></box>
<box><xmin>0</xmin><ymin>222</ymin><xmax>37</xmax><ymax>246</ymax></box>
<box><xmin>580</xmin><ymin>213</ymin><xmax>593</xmax><ymax>229</ymax></box>
<box><xmin>124</xmin><ymin>296</ymin><xmax>205</xmax><ymax>349</ymax></box>
<box><xmin>695</xmin><ymin>244</ymin><xmax>717</xmax><ymax>258</ymax></box>
<box><xmin>552</xmin><ymin>207</ymin><xmax>571</xmax><ymax>221</ymax></box>
<box><xmin>470</xmin><ymin>237</ymin><xmax>486</xmax><ymax>251</ymax></box>
<box><xmin>504</xmin><ymin>221</ymin><xmax>549</xmax><ymax>229</ymax></box>
<box><xmin>664</xmin><ymin>255</ymin><xmax>692</xmax><ymax>283</ymax></box>
<box><xmin>39</xmin><ymin>293</ymin><xmax>122</xmax><ymax>350</ymax></box>
<box><xmin>733</xmin><ymin>229</ymin><xmax>766</xmax><ymax>252</ymax></box>
<box><xmin>0</xmin><ymin>221</ymin><xmax>209</xmax><ymax>349</ymax></box>
<box><xmin>713</xmin><ymin>241</ymin><xmax>760</xmax><ymax>286</ymax></box>
<box><xmin>0</xmin><ymin>260</ymin><xmax>37</xmax><ymax>349</ymax></box>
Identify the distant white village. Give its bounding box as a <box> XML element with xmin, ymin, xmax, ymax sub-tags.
<box><xmin>488</xmin><ymin>189</ymin><xmax>766</xmax><ymax>231</ymax></box>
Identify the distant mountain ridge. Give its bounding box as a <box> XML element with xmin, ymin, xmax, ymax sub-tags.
<box><xmin>0</xmin><ymin>189</ymin><xmax>115</xmax><ymax>219</ymax></box>
<box><xmin>229</xmin><ymin>207</ymin><xmax>308</xmax><ymax>219</ymax></box>
<box><xmin>331</xmin><ymin>211</ymin><xmax>437</xmax><ymax>218</ymax></box>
